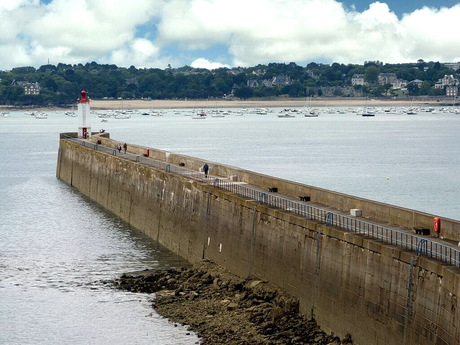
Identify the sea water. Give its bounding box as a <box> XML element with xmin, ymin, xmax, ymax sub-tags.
<box><xmin>0</xmin><ymin>107</ymin><xmax>459</xmax><ymax>344</ymax></box>
<box><xmin>0</xmin><ymin>112</ymin><xmax>199</xmax><ymax>345</ymax></box>
<box><xmin>104</xmin><ymin>107</ymin><xmax>460</xmax><ymax>220</ymax></box>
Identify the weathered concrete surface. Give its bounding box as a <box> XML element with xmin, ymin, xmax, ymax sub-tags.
<box><xmin>57</xmin><ymin>137</ymin><xmax>460</xmax><ymax>345</ymax></box>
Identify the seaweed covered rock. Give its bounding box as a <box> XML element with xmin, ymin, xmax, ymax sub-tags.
<box><xmin>113</xmin><ymin>260</ymin><xmax>353</xmax><ymax>345</ymax></box>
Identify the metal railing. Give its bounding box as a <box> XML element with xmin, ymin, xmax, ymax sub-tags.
<box><xmin>65</xmin><ymin>137</ymin><xmax>460</xmax><ymax>267</ymax></box>
<box><xmin>210</xmin><ymin>179</ymin><xmax>460</xmax><ymax>267</ymax></box>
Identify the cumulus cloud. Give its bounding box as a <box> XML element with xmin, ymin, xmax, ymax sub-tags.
<box><xmin>190</xmin><ymin>58</ymin><xmax>230</xmax><ymax>69</ymax></box>
<box><xmin>0</xmin><ymin>0</ymin><xmax>162</xmax><ymax>69</ymax></box>
<box><xmin>399</xmin><ymin>5</ymin><xmax>460</xmax><ymax>61</ymax></box>
<box><xmin>105</xmin><ymin>38</ymin><xmax>174</xmax><ymax>68</ymax></box>
<box><xmin>0</xmin><ymin>0</ymin><xmax>460</xmax><ymax>70</ymax></box>
<box><xmin>156</xmin><ymin>0</ymin><xmax>460</xmax><ymax>66</ymax></box>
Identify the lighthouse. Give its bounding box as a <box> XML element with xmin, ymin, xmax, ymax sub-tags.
<box><xmin>77</xmin><ymin>90</ymin><xmax>91</xmax><ymax>138</ymax></box>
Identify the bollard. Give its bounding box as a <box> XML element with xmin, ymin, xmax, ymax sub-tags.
<box><xmin>434</xmin><ymin>217</ymin><xmax>441</xmax><ymax>233</ymax></box>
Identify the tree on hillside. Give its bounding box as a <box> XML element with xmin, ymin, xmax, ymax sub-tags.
<box><xmin>234</xmin><ymin>86</ymin><xmax>253</xmax><ymax>99</ymax></box>
<box><xmin>407</xmin><ymin>82</ymin><xmax>420</xmax><ymax>96</ymax></box>
<box><xmin>364</xmin><ymin>66</ymin><xmax>380</xmax><ymax>85</ymax></box>
<box><xmin>0</xmin><ymin>60</ymin><xmax>458</xmax><ymax>105</ymax></box>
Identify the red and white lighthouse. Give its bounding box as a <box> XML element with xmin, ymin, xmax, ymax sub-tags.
<box><xmin>77</xmin><ymin>90</ymin><xmax>91</xmax><ymax>138</ymax></box>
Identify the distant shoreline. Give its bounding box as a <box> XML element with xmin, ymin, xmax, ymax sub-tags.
<box><xmin>89</xmin><ymin>97</ymin><xmax>449</xmax><ymax>110</ymax></box>
<box><xmin>1</xmin><ymin>97</ymin><xmax>455</xmax><ymax>112</ymax></box>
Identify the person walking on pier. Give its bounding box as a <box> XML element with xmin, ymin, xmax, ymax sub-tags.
<box><xmin>117</xmin><ymin>144</ymin><xmax>121</xmax><ymax>153</ymax></box>
<box><xmin>203</xmin><ymin>163</ymin><xmax>209</xmax><ymax>178</ymax></box>
<box><xmin>123</xmin><ymin>142</ymin><xmax>127</xmax><ymax>154</ymax></box>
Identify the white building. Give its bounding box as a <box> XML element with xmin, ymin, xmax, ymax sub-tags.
<box><xmin>351</xmin><ymin>74</ymin><xmax>365</xmax><ymax>86</ymax></box>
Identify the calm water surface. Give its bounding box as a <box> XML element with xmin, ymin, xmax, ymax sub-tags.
<box><xmin>104</xmin><ymin>107</ymin><xmax>459</xmax><ymax>220</ymax></box>
<box><xmin>0</xmin><ymin>112</ymin><xmax>199</xmax><ymax>344</ymax></box>
<box><xmin>1</xmin><ymin>106</ymin><xmax>459</xmax><ymax>344</ymax></box>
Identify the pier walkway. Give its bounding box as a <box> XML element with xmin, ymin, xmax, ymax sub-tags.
<box><xmin>70</xmin><ymin>137</ymin><xmax>460</xmax><ymax>268</ymax></box>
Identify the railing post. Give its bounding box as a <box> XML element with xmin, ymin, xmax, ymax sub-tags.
<box><xmin>416</xmin><ymin>239</ymin><xmax>428</xmax><ymax>257</ymax></box>
<box><xmin>258</xmin><ymin>192</ymin><xmax>267</xmax><ymax>205</ymax></box>
<box><xmin>165</xmin><ymin>164</ymin><xmax>171</xmax><ymax>172</ymax></box>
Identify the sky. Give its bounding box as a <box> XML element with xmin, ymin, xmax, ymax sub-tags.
<box><xmin>1</xmin><ymin>0</ymin><xmax>459</xmax><ymax>71</ymax></box>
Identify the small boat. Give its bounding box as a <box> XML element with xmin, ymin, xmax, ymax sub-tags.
<box><xmin>34</xmin><ymin>112</ymin><xmax>48</xmax><ymax>119</ymax></box>
<box><xmin>250</xmin><ymin>108</ymin><xmax>268</xmax><ymax>115</ymax></box>
<box><xmin>361</xmin><ymin>102</ymin><xmax>375</xmax><ymax>116</ymax></box>
<box><xmin>304</xmin><ymin>111</ymin><xmax>319</xmax><ymax>117</ymax></box>
<box><xmin>361</xmin><ymin>106</ymin><xmax>375</xmax><ymax>117</ymax></box>
<box><xmin>303</xmin><ymin>97</ymin><xmax>319</xmax><ymax>117</ymax></box>
<box><xmin>192</xmin><ymin>112</ymin><xmax>207</xmax><ymax>119</ymax></box>
<box><xmin>277</xmin><ymin>113</ymin><xmax>295</xmax><ymax>118</ymax></box>
<box><xmin>114</xmin><ymin>113</ymin><xmax>131</xmax><ymax>119</ymax></box>
<box><xmin>406</xmin><ymin>98</ymin><xmax>417</xmax><ymax>115</ymax></box>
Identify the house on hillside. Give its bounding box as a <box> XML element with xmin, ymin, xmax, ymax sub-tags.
<box><xmin>247</xmin><ymin>75</ymin><xmax>292</xmax><ymax>88</ymax></box>
<box><xmin>391</xmin><ymin>79</ymin><xmax>408</xmax><ymax>90</ymax></box>
<box><xmin>440</xmin><ymin>75</ymin><xmax>458</xmax><ymax>87</ymax></box>
<box><xmin>351</xmin><ymin>74</ymin><xmax>365</xmax><ymax>86</ymax></box>
<box><xmin>378</xmin><ymin>73</ymin><xmax>397</xmax><ymax>85</ymax></box>
<box><xmin>444</xmin><ymin>62</ymin><xmax>460</xmax><ymax>71</ymax></box>
<box><xmin>11</xmin><ymin>80</ymin><xmax>41</xmax><ymax>95</ymax></box>
<box><xmin>247</xmin><ymin>80</ymin><xmax>259</xmax><ymax>88</ymax></box>
<box><xmin>446</xmin><ymin>85</ymin><xmax>458</xmax><ymax>97</ymax></box>
<box><xmin>408</xmin><ymin>79</ymin><xmax>424</xmax><ymax>88</ymax></box>
<box><xmin>24</xmin><ymin>83</ymin><xmax>40</xmax><ymax>95</ymax></box>
<box><xmin>305</xmin><ymin>69</ymin><xmax>320</xmax><ymax>80</ymax></box>
<box><xmin>434</xmin><ymin>75</ymin><xmax>459</xmax><ymax>96</ymax></box>
<box><xmin>271</xmin><ymin>75</ymin><xmax>291</xmax><ymax>86</ymax></box>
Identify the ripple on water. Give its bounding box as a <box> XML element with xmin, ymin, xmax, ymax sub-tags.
<box><xmin>0</xmin><ymin>151</ymin><xmax>199</xmax><ymax>344</ymax></box>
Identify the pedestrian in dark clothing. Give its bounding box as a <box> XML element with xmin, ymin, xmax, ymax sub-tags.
<box><xmin>123</xmin><ymin>143</ymin><xmax>127</xmax><ymax>153</ymax></box>
<box><xmin>203</xmin><ymin>163</ymin><xmax>209</xmax><ymax>178</ymax></box>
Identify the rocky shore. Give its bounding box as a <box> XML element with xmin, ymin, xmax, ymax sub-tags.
<box><xmin>113</xmin><ymin>260</ymin><xmax>353</xmax><ymax>345</ymax></box>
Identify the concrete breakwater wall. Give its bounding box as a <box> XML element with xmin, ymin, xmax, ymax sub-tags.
<box><xmin>96</xmin><ymin>135</ymin><xmax>460</xmax><ymax>243</ymax></box>
<box><xmin>57</xmin><ymin>135</ymin><xmax>460</xmax><ymax>345</ymax></box>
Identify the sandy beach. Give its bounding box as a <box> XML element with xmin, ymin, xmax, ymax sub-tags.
<box><xmin>89</xmin><ymin>97</ymin><xmax>445</xmax><ymax>110</ymax></box>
